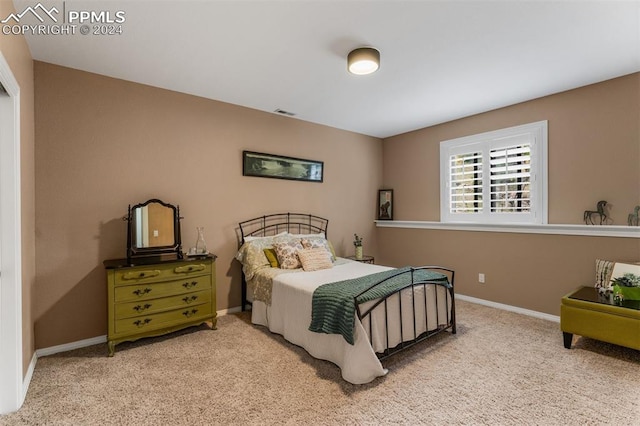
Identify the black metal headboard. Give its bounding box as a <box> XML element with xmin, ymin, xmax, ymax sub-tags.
<box><xmin>239</xmin><ymin>213</ymin><xmax>329</xmax><ymax>244</ymax></box>
<box><xmin>237</xmin><ymin>213</ymin><xmax>328</xmax><ymax>311</ymax></box>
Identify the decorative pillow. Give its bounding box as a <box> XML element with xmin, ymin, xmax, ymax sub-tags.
<box><xmin>595</xmin><ymin>259</ymin><xmax>615</xmax><ymax>290</ymax></box>
<box><xmin>235</xmin><ymin>234</ymin><xmax>292</xmax><ymax>278</ymax></box>
<box><xmin>263</xmin><ymin>248</ymin><xmax>280</xmax><ymax>268</ymax></box>
<box><xmin>298</xmin><ymin>248</ymin><xmax>333</xmax><ymax>272</ymax></box>
<box><xmin>273</xmin><ymin>239</ymin><xmax>304</xmax><ymax>269</ymax></box>
<box><xmin>236</xmin><ymin>241</ymin><xmax>268</xmax><ymax>267</ymax></box>
<box><xmin>610</xmin><ymin>262</ymin><xmax>640</xmax><ymax>284</ymax></box>
<box><xmin>301</xmin><ymin>237</ymin><xmax>335</xmax><ymax>261</ymax></box>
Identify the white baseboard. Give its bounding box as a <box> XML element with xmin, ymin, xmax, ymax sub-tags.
<box><xmin>34</xmin><ymin>308</ymin><xmax>243</xmax><ymax>358</ymax></box>
<box><xmin>36</xmin><ymin>335</ymin><xmax>107</xmax><ymax>358</ymax></box>
<box><xmin>21</xmin><ymin>352</ymin><xmax>37</xmax><ymax>403</ymax></box>
<box><xmin>457</xmin><ymin>293</ymin><xmax>560</xmax><ymax>323</ymax></box>
<box><xmin>217</xmin><ymin>306</ymin><xmax>242</xmax><ymax>315</ymax></box>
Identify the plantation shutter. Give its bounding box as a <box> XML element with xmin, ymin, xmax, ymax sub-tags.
<box><xmin>489</xmin><ymin>144</ymin><xmax>531</xmax><ymax>213</ymax></box>
<box><xmin>449</xmin><ymin>151</ymin><xmax>483</xmax><ymax>213</ymax></box>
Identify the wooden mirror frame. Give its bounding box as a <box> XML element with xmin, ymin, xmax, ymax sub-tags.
<box><xmin>125</xmin><ymin>198</ymin><xmax>183</xmax><ymax>261</ymax></box>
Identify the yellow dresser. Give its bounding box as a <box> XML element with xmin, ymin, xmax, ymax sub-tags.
<box><xmin>104</xmin><ymin>255</ymin><xmax>216</xmax><ymax>356</ymax></box>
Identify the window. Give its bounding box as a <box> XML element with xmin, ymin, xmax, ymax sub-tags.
<box><xmin>440</xmin><ymin>121</ymin><xmax>547</xmax><ymax>224</ymax></box>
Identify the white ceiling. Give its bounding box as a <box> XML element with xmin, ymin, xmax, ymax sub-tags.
<box><xmin>13</xmin><ymin>0</ymin><xmax>640</xmax><ymax>138</ymax></box>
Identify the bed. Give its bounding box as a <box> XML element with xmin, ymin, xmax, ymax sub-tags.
<box><xmin>236</xmin><ymin>213</ymin><xmax>456</xmax><ymax>384</ymax></box>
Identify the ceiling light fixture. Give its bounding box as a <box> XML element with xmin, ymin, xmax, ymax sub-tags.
<box><xmin>347</xmin><ymin>47</ymin><xmax>380</xmax><ymax>75</ymax></box>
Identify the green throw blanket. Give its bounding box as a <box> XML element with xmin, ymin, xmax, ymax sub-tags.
<box><xmin>309</xmin><ymin>267</ymin><xmax>450</xmax><ymax>345</ymax></box>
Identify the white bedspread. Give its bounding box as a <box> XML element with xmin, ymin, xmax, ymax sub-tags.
<box><xmin>250</xmin><ymin>259</ymin><xmax>452</xmax><ymax>384</ymax></box>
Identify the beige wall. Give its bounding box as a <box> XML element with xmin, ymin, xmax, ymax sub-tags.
<box><xmin>31</xmin><ymin>62</ymin><xmax>640</xmax><ymax>346</ymax></box>
<box><xmin>380</xmin><ymin>73</ymin><xmax>640</xmax><ymax>315</ymax></box>
<box><xmin>34</xmin><ymin>62</ymin><xmax>383</xmax><ymax>349</ymax></box>
<box><xmin>0</xmin><ymin>2</ymin><xmax>36</xmax><ymax>375</ymax></box>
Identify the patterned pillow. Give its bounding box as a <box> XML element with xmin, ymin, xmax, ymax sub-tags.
<box><xmin>595</xmin><ymin>259</ymin><xmax>615</xmax><ymax>290</ymax></box>
<box><xmin>298</xmin><ymin>248</ymin><xmax>333</xmax><ymax>272</ymax></box>
<box><xmin>301</xmin><ymin>237</ymin><xmax>335</xmax><ymax>261</ymax></box>
<box><xmin>273</xmin><ymin>239</ymin><xmax>304</xmax><ymax>269</ymax></box>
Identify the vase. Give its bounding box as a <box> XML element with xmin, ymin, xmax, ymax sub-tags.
<box><xmin>195</xmin><ymin>227</ymin><xmax>207</xmax><ymax>254</ymax></box>
<box><xmin>355</xmin><ymin>245</ymin><xmax>363</xmax><ymax>260</ymax></box>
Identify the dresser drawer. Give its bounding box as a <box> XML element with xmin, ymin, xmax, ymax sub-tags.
<box><xmin>114</xmin><ymin>289</ymin><xmax>212</xmax><ymax>319</ymax></box>
<box><xmin>113</xmin><ymin>261</ymin><xmax>212</xmax><ymax>286</ymax></box>
<box><xmin>115</xmin><ymin>303</ymin><xmax>213</xmax><ymax>334</ymax></box>
<box><xmin>114</xmin><ymin>276</ymin><xmax>211</xmax><ymax>303</ymax></box>
<box><xmin>105</xmin><ymin>256</ymin><xmax>216</xmax><ymax>356</ymax></box>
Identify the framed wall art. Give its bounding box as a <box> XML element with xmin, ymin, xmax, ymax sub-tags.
<box><xmin>242</xmin><ymin>151</ymin><xmax>323</xmax><ymax>183</ymax></box>
<box><xmin>378</xmin><ymin>189</ymin><xmax>393</xmax><ymax>220</ymax></box>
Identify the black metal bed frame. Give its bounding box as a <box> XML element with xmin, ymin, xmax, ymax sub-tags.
<box><xmin>237</xmin><ymin>213</ymin><xmax>456</xmax><ymax>360</ymax></box>
<box><xmin>355</xmin><ymin>266</ymin><xmax>456</xmax><ymax>360</ymax></box>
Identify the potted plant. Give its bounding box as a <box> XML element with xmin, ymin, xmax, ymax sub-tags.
<box><xmin>353</xmin><ymin>234</ymin><xmax>363</xmax><ymax>260</ymax></box>
<box><xmin>611</xmin><ymin>273</ymin><xmax>640</xmax><ymax>301</ymax></box>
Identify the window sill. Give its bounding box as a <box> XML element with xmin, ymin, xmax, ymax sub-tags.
<box><xmin>375</xmin><ymin>220</ymin><xmax>640</xmax><ymax>238</ymax></box>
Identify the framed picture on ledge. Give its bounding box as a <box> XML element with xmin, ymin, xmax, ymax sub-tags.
<box><xmin>378</xmin><ymin>189</ymin><xmax>393</xmax><ymax>220</ymax></box>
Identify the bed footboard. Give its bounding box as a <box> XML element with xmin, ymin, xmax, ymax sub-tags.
<box><xmin>355</xmin><ymin>266</ymin><xmax>456</xmax><ymax>360</ymax></box>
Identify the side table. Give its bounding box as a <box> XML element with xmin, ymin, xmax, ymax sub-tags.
<box><xmin>346</xmin><ymin>255</ymin><xmax>375</xmax><ymax>264</ymax></box>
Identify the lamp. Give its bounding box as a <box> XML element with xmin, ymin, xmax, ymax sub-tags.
<box><xmin>347</xmin><ymin>47</ymin><xmax>380</xmax><ymax>75</ymax></box>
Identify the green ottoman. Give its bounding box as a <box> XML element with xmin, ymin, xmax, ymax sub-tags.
<box><xmin>561</xmin><ymin>287</ymin><xmax>640</xmax><ymax>350</ymax></box>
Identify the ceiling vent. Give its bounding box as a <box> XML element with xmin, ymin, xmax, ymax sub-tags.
<box><xmin>274</xmin><ymin>108</ymin><xmax>296</xmax><ymax>117</ymax></box>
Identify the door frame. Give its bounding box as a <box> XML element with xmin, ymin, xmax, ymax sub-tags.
<box><xmin>0</xmin><ymin>50</ymin><xmax>23</xmax><ymax>414</ymax></box>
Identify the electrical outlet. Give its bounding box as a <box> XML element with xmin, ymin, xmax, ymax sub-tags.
<box><xmin>478</xmin><ymin>273</ymin><xmax>485</xmax><ymax>284</ymax></box>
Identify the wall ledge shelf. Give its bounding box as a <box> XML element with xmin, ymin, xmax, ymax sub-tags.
<box><xmin>375</xmin><ymin>220</ymin><xmax>640</xmax><ymax>239</ymax></box>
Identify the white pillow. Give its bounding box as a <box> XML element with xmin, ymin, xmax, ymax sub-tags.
<box><xmin>244</xmin><ymin>231</ymin><xmax>288</xmax><ymax>242</ymax></box>
<box><xmin>610</xmin><ymin>262</ymin><xmax>640</xmax><ymax>286</ymax></box>
<box><xmin>288</xmin><ymin>232</ymin><xmax>325</xmax><ymax>238</ymax></box>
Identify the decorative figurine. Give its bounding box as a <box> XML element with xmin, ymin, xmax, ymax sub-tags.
<box><xmin>583</xmin><ymin>200</ymin><xmax>609</xmax><ymax>225</ymax></box>
<box><xmin>627</xmin><ymin>205</ymin><xmax>640</xmax><ymax>226</ymax></box>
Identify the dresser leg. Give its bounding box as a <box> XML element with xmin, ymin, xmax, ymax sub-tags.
<box><xmin>108</xmin><ymin>341</ymin><xmax>115</xmax><ymax>357</ymax></box>
<box><xmin>211</xmin><ymin>316</ymin><xmax>218</xmax><ymax>330</ymax></box>
<box><xmin>563</xmin><ymin>332</ymin><xmax>573</xmax><ymax>349</ymax></box>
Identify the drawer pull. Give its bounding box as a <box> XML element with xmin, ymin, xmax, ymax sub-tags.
<box><xmin>133</xmin><ymin>303</ymin><xmax>152</xmax><ymax>312</ymax></box>
<box><xmin>182</xmin><ymin>309</ymin><xmax>198</xmax><ymax>318</ymax></box>
<box><xmin>174</xmin><ymin>264</ymin><xmax>206</xmax><ymax>274</ymax></box>
<box><xmin>133</xmin><ymin>318</ymin><xmax>152</xmax><ymax>327</ymax></box>
<box><xmin>182</xmin><ymin>295</ymin><xmax>199</xmax><ymax>304</ymax></box>
<box><xmin>132</xmin><ymin>288</ymin><xmax>152</xmax><ymax>297</ymax></box>
<box><xmin>122</xmin><ymin>270</ymin><xmax>161</xmax><ymax>280</ymax></box>
<box><xmin>182</xmin><ymin>281</ymin><xmax>198</xmax><ymax>289</ymax></box>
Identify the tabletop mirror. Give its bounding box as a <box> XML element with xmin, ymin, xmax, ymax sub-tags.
<box><xmin>125</xmin><ymin>198</ymin><xmax>183</xmax><ymax>261</ymax></box>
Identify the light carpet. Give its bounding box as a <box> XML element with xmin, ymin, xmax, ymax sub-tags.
<box><xmin>1</xmin><ymin>300</ymin><xmax>638</xmax><ymax>425</ymax></box>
